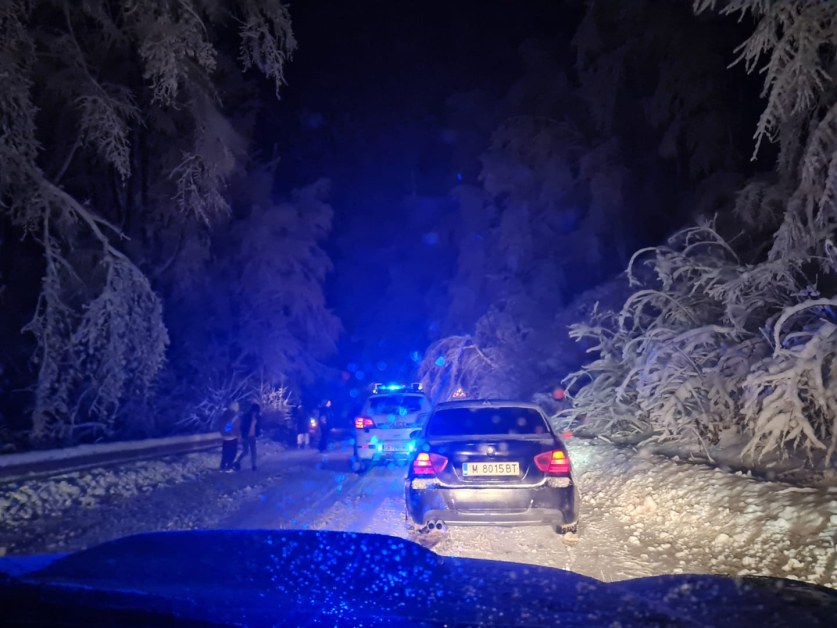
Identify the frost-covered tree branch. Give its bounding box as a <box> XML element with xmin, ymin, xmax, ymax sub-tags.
<box><xmin>0</xmin><ymin>0</ymin><xmax>297</xmax><ymax>447</ymax></box>
<box><xmin>569</xmin><ymin>1</ymin><xmax>837</xmax><ymax>467</ymax></box>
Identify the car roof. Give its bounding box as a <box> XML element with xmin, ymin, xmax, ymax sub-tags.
<box><xmin>368</xmin><ymin>391</ymin><xmax>426</xmax><ymax>397</ymax></box>
<box><xmin>432</xmin><ymin>399</ymin><xmax>545</xmax><ymax>412</ymax></box>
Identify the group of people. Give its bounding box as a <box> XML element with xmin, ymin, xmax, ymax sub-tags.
<box><xmin>217</xmin><ymin>401</ymin><xmax>261</xmax><ymax>472</ymax></box>
<box><xmin>217</xmin><ymin>398</ymin><xmax>335</xmax><ymax>471</ymax></box>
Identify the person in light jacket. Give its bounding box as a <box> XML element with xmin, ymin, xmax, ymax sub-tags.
<box><xmin>294</xmin><ymin>404</ymin><xmax>310</xmax><ymax>449</ymax></box>
<box><xmin>218</xmin><ymin>401</ymin><xmax>241</xmax><ymax>472</ymax></box>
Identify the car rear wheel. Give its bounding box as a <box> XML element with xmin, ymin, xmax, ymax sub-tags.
<box><xmin>554</xmin><ymin>522</ymin><xmax>578</xmax><ymax>535</ymax></box>
<box><xmin>351</xmin><ymin>457</ymin><xmax>368</xmax><ymax>473</ymax></box>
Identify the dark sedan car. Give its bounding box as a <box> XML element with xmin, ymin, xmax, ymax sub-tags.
<box><xmin>405</xmin><ymin>400</ymin><xmax>579</xmax><ymax>534</ymax></box>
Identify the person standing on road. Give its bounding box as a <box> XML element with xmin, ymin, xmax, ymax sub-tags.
<box><xmin>294</xmin><ymin>404</ymin><xmax>310</xmax><ymax>449</ymax></box>
<box><xmin>235</xmin><ymin>403</ymin><xmax>261</xmax><ymax>471</ymax></box>
<box><xmin>218</xmin><ymin>401</ymin><xmax>241</xmax><ymax>472</ymax></box>
<box><xmin>317</xmin><ymin>400</ymin><xmax>333</xmax><ymax>452</ymax></box>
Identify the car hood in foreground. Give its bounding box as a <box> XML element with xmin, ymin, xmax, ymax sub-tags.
<box><xmin>0</xmin><ymin>529</ymin><xmax>834</xmax><ymax>626</ymax></box>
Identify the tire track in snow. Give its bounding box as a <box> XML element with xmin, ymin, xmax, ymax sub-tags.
<box><xmin>428</xmin><ymin>496</ymin><xmax>652</xmax><ymax>583</ymax></box>
<box><xmin>310</xmin><ymin>463</ymin><xmax>411</xmax><ymax>537</ymax></box>
<box><xmin>222</xmin><ymin>448</ymin><xmax>364</xmax><ymax>530</ymax></box>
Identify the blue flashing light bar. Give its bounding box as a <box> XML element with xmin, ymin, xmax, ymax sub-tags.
<box><xmin>371</xmin><ymin>382</ymin><xmax>423</xmax><ymax>394</ymax></box>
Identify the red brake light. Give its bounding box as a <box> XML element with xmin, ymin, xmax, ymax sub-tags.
<box><xmin>412</xmin><ymin>452</ymin><xmax>448</xmax><ymax>475</ymax></box>
<box><xmin>534</xmin><ymin>449</ymin><xmax>571</xmax><ymax>476</ymax></box>
<box><xmin>354</xmin><ymin>417</ymin><xmax>375</xmax><ymax>429</ymax></box>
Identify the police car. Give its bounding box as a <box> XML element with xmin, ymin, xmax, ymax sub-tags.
<box><xmin>351</xmin><ymin>383</ymin><xmax>431</xmax><ymax>473</ymax></box>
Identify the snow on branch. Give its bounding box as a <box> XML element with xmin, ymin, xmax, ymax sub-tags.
<box><xmin>22</xmin><ymin>177</ymin><xmax>169</xmax><ymax>447</ymax></box>
<box><xmin>1</xmin><ymin>1</ymin><xmax>303</xmax><ymax>446</ymax></box>
<box><xmin>75</xmin><ymin>85</ymin><xmax>139</xmax><ymax>180</ymax></box>
<box><xmin>419</xmin><ymin>335</ymin><xmax>500</xmax><ymax>404</ymax></box>
<box><xmin>695</xmin><ymin>1</ymin><xmax>837</xmax><ymax>163</ymax></box>
<box><xmin>571</xmin><ymin>216</ymin><xmax>837</xmax><ymax>465</ymax></box>
<box><xmin>236</xmin><ymin>0</ymin><xmax>296</xmax><ymax>97</ymax></box>
<box><xmin>137</xmin><ymin>3</ymin><xmax>217</xmax><ymax>106</ymax></box>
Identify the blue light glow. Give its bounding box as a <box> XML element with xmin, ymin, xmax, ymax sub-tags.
<box><xmin>422</xmin><ymin>232</ymin><xmax>440</xmax><ymax>246</ymax></box>
<box><xmin>434</xmin><ymin>356</ymin><xmax>446</xmax><ymax>367</ymax></box>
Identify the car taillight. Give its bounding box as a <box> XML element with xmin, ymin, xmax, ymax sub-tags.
<box><xmin>412</xmin><ymin>452</ymin><xmax>448</xmax><ymax>475</ymax></box>
<box><xmin>354</xmin><ymin>417</ymin><xmax>375</xmax><ymax>429</ymax></box>
<box><xmin>534</xmin><ymin>449</ymin><xmax>571</xmax><ymax>476</ymax></box>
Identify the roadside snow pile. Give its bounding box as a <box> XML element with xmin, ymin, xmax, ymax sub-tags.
<box><xmin>569</xmin><ymin>439</ymin><xmax>837</xmax><ymax>588</ymax></box>
<box><xmin>0</xmin><ymin>452</ymin><xmax>217</xmax><ymax>527</ymax></box>
<box><xmin>0</xmin><ymin>439</ymin><xmax>287</xmax><ymax>529</ymax></box>
<box><xmin>0</xmin><ymin>439</ymin><xmax>294</xmax><ymax>556</ymax></box>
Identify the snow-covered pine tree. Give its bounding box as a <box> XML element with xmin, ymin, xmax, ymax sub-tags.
<box><xmin>699</xmin><ymin>0</ymin><xmax>837</xmax><ymax>463</ymax></box>
<box><xmin>0</xmin><ymin>1</ymin><xmax>295</xmax><ymax>447</ymax></box>
<box><xmin>431</xmin><ymin>7</ymin><xmax>755</xmax><ymax>405</ymax></box>
<box><xmin>566</xmin><ymin>225</ymin><xmax>754</xmax><ymax>448</ymax></box>
<box><xmin>570</xmin><ymin>1</ymin><xmax>837</xmax><ymax>465</ymax></box>
<box><xmin>161</xmin><ymin>177</ymin><xmax>340</xmax><ymax>433</ymax></box>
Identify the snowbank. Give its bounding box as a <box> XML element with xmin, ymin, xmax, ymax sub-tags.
<box><xmin>0</xmin><ymin>451</ymin><xmax>217</xmax><ymax>528</ymax></box>
<box><xmin>570</xmin><ymin>439</ymin><xmax>837</xmax><ymax>588</ymax></box>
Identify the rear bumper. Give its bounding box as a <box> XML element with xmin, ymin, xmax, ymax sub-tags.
<box><xmin>405</xmin><ymin>481</ymin><xmax>579</xmax><ymax>527</ymax></box>
<box><xmin>354</xmin><ymin>431</ymin><xmax>415</xmax><ymax>461</ymax></box>
<box><xmin>355</xmin><ymin>445</ymin><xmax>413</xmax><ymax>461</ymax></box>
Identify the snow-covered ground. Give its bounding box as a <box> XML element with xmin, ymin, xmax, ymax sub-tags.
<box><xmin>1</xmin><ymin>437</ymin><xmax>834</xmax><ymax>591</ymax></box>
<box><xmin>0</xmin><ymin>450</ymin><xmax>214</xmax><ymax>528</ymax></box>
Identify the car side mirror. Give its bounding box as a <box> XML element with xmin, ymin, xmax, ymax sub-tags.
<box><xmin>409</xmin><ymin>429</ymin><xmax>422</xmax><ymax>440</ymax></box>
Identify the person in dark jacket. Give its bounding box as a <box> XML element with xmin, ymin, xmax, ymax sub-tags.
<box><xmin>217</xmin><ymin>401</ymin><xmax>241</xmax><ymax>472</ymax></box>
<box><xmin>235</xmin><ymin>403</ymin><xmax>261</xmax><ymax>471</ymax></box>
<box><xmin>317</xmin><ymin>400</ymin><xmax>333</xmax><ymax>452</ymax></box>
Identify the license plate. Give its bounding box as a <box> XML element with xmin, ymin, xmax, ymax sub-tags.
<box><xmin>462</xmin><ymin>462</ymin><xmax>520</xmax><ymax>476</ymax></box>
<box><xmin>383</xmin><ymin>444</ymin><xmax>406</xmax><ymax>452</ymax></box>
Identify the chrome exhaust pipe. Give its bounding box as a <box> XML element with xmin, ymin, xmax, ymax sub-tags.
<box><xmin>426</xmin><ymin>521</ymin><xmax>436</xmax><ymax>530</ymax></box>
<box><xmin>435</xmin><ymin>520</ymin><xmax>447</xmax><ymax>532</ymax></box>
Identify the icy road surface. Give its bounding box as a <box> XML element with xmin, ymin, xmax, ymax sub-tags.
<box><xmin>2</xmin><ymin>438</ymin><xmax>834</xmax><ymax>589</ymax></box>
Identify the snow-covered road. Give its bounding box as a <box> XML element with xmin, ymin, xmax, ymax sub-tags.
<box><xmin>2</xmin><ymin>438</ymin><xmax>835</xmax><ymax>590</ymax></box>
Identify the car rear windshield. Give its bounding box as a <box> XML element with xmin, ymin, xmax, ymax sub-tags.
<box><xmin>368</xmin><ymin>394</ymin><xmax>424</xmax><ymax>416</ymax></box>
<box><xmin>425</xmin><ymin>407</ymin><xmax>549</xmax><ymax>437</ymax></box>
